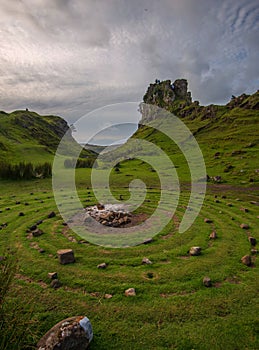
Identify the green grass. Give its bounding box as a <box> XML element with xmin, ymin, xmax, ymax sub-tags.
<box><xmin>0</xmin><ymin>168</ymin><xmax>258</xmax><ymax>349</ymax></box>
<box><xmin>131</xmin><ymin>106</ymin><xmax>259</xmax><ymax>185</ymax></box>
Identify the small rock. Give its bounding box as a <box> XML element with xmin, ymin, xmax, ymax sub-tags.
<box><xmin>32</xmin><ymin>228</ymin><xmax>43</xmax><ymax>237</ymax></box>
<box><xmin>250</xmin><ymin>201</ymin><xmax>259</xmax><ymax>206</ymax></box>
<box><xmin>37</xmin><ymin>316</ymin><xmax>93</xmax><ymax>350</ymax></box>
<box><xmin>203</xmin><ymin>276</ymin><xmax>212</xmax><ymax>287</ymax></box>
<box><xmin>248</xmin><ymin>237</ymin><xmax>257</xmax><ymax>246</ymax></box>
<box><xmin>251</xmin><ymin>249</ymin><xmax>258</xmax><ymax>255</ymax></box>
<box><xmin>214</xmin><ymin>199</ymin><xmax>220</xmax><ymax>203</ymax></box>
<box><xmin>125</xmin><ymin>288</ymin><xmax>136</xmax><ymax>296</ymax></box>
<box><xmin>204</xmin><ymin>218</ymin><xmax>213</xmax><ymax>223</ymax></box>
<box><xmin>227</xmin><ymin>203</ymin><xmax>233</xmax><ymax>207</ymax></box>
<box><xmin>209</xmin><ymin>231</ymin><xmax>217</xmax><ymax>239</ymax></box>
<box><xmin>240</xmin><ymin>207</ymin><xmax>249</xmax><ymax>213</ymax></box>
<box><xmin>51</xmin><ymin>279</ymin><xmax>62</xmax><ymax>289</ymax></box>
<box><xmin>30</xmin><ymin>224</ymin><xmax>37</xmax><ymax>231</ymax></box>
<box><xmin>39</xmin><ymin>248</ymin><xmax>45</xmax><ymax>254</ymax></box>
<box><xmin>97</xmin><ymin>262</ymin><xmax>107</xmax><ymax>269</ymax></box>
<box><xmin>241</xmin><ymin>255</ymin><xmax>252</xmax><ymax>266</ymax></box>
<box><xmin>48</xmin><ymin>272</ymin><xmax>58</xmax><ymax>280</ymax></box>
<box><xmin>16</xmin><ymin>201</ymin><xmax>21</xmax><ymax>205</ymax></box>
<box><xmin>222</xmin><ymin>195</ymin><xmax>227</xmax><ymax>199</ymax></box>
<box><xmin>240</xmin><ymin>223</ymin><xmax>249</xmax><ymax>229</ymax></box>
<box><xmin>19</xmin><ymin>212</ymin><xmax>25</xmax><ymax>216</ymax></box>
<box><xmin>118</xmin><ymin>218</ymin><xmax>124</xmax><ymax>225</ymax></box>
<box><xmin>48</xmin><ymin>211</ymin><xmax>56</xmax><ymax>218</ymax></box>
<box><xmin>189</xmin><ymin>246</ymin><xmax>201</xmax><ymax>256</ymax></box>
<box><xmin>142</xmin><ymin>257</ymin><xmax>152</xmax><ymax>265</ymax></box>
<box><xmin>57</xmin><ymin>249</ymin><xmax>75</xmax><ymax>265</ymax></box>
<box><xmin>104</xmin><ymin>294</ymin><xmax>113</xmax><ymax>299</ymax></box>
<box><xmin>36</xmin><ymin>220</ymin><xmax>43</xmax><ymax>225</ymax></box>
<box><xmin>97</xmin><ymin>203</ymin><xmax>105</xmax><ymax>210</ymax></box>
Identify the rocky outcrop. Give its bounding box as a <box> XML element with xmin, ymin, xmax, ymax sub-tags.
<box><xmin>140</xmin><ymin>78</ymin><xmax>193</xmax><ymax>123</ymax></box>
<box><xmin>143</xmin><ymin>78</ymin><xmax>192</xmax><ymax>108</ymax></box>
<box><xmin>143</xmin><ymin>80</ymin><xmax>175</xmax><ymax>106</ymax></box>
<box><xmin>227</xmin><ymin>91</ymin><xmax>259</xmax><ymax>110</ymax></box>
<box><xmin>173</xmin><ymin>79</ymin><xmax>192</xmax><ymax>103</ymax></box>
<box><xmin>140</xmin><ymin>79</ymin><xmax>259</xmax><ymax>125</ymax></box>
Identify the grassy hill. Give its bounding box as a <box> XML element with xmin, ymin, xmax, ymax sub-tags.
<box><xmin>123</xmin><ymin>83</ymin><xmax>259</xmax><ymax>185</ymax></box>
<box><xmin>0</xmin><ymin>109</ymin><xmax>95</xmax><ymax>164</ymax></box>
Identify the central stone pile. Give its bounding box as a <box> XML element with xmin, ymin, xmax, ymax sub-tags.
<box><xmin>85</xmin><ymin>204</ymin><xmax>132</xmax><ymax>228</ymax></box>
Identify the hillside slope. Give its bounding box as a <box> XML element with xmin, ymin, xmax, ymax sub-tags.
<box><xmin>0</xmin><ymin>109</ymin><xmax>95</xmax><ymax>163</ymax></box>
<box><xmin>98</xmin><ymin>80</ymin><xmax>258</xmax><ymax>185</ymax></box>
<box><xmin>131</xmin><ymin>79</ymin><xmax>259</xmax><ymax>184</ymax></box>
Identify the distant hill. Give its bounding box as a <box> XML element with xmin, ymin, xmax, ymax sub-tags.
<box><xmin>83</xmin><ymin>144</ymin><xmax>106</xmax><ymax>154</ymax></box>
<box><xmin>84</xmin><ymin>143</ymin><xmax>123</xmax><ymax>154</ymax></box>
<box><xmin>0</xmin><ymin>110</ymin><xmax>96</xmax><ymax>163</ymax></box>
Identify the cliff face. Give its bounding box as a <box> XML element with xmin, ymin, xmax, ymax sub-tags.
<box><xmin>141</xmin><ymin>78</ymin><xmax>192</xmax><ymax>122</ymax></box>
<box><xmin>143</xmin><ymin>79</ymin><xmax>192</xmax><ymax>108</ymax></box>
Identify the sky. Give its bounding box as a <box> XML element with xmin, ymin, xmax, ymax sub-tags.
<box><xmin>0</xmin><ymin>0</ymin><xmax>258</xmax><ymax>134</ymax></box>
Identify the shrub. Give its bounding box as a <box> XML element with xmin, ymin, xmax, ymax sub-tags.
<box><xmin>0</xmin><ymin>161</ymin><xmax>52</xmax><ymax>180</ymax></box>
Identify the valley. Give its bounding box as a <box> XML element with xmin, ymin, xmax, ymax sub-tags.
<box><xmin>0</xmin><ymin>80</ymin><xmax>258</xmax><ymax>349</ymax></box>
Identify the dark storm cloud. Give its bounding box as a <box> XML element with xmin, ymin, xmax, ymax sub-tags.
<box><xmin>0</xmin><ymin>0</ymin><xmax>258</xmax><ymax>122</ymax></box>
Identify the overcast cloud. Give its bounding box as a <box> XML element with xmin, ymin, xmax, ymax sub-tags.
<box><xmin>0</xmin><ymin>0</ymin><xmax>258</xmax><ymax>123</ymax></box>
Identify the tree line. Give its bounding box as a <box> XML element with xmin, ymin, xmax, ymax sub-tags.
<box><xmin>0</xmin><ymin>161</ymin><xmax>52</xmax><ymax>180</ymax></box>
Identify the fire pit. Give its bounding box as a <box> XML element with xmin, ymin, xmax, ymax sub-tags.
<box><xmin>84</xmin><ymin>204</ymin><xmax>132</xmax><ymax>227</ymax></box>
